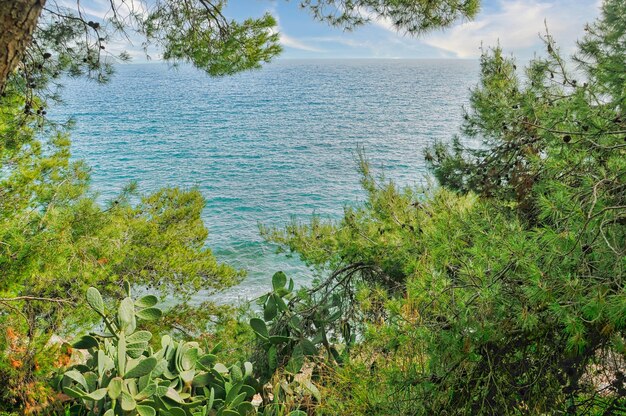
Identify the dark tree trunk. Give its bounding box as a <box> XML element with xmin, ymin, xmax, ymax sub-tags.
<box><xmin>0</xmin><ymin>0</ymin><xmax>46</xmax><ymax>93</ymax></box>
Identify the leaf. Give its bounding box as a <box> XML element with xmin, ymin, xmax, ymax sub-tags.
<box><xmin>118</xmin><ymin>297</ymin><xmax>136</xmax><ymax>333</ymax></box>
<box><xmin>225</xmin><ymin>381</ymin><xmax>242</xmax><ymax>402</ymax></box>
<box><xmin>136</xmin><ymin>405</ymin><xmax>157</xmax><ymax>416</ymax></box>
<box><xmin>136</xmin><ymin>307</ymin><xmax>162</xmax><ymax>321</ymax></box>
<box><xmin>269</xmin><ymin>335</ymin><xmax>290</xmax><ymax>345</ymax></box>
<box><xmin>180</xmin><ymin>369</ymin><xmax>195</xmax><ymax>385</ymax></box>
<box><xmin>162</xmin><ymin>366</ymin><xmax>176</xmax><ymax>380</ymax></box>
<box><xmin>84</xmin><ymin>371</ymin><xmax>98</xmax><ymax>392</ymax></box>
<box><xmin>156</xmin><ymin>385</ymin><xmax>169</xmax><ymax>397</ymax></box>
<box><xmin>243</xmin><ymin>362</ymin><xmax>253</xmax><ymax>378</ymax></box>
<box><xmin>329</xmin><ymin>346</ymin><xmax>343</xmax><ymax>364</ymax></box>
<box><xmin>84</xmin><ymin>388</ymin><xmax>108</xmax><ymax>401</ymax></box>
<box><xmin>285</xmin><ymin>344</ymin><xmax>304</xmax><ymax>374</ymax></box>
<box><xmin>214</xmin><ymin>363</ymin><xmax>229</xmax><ymax>374</ymax></box>
<box><xmin>264</xmin><ymin>296</ymin><xmax>277</xmax><ymax>321</ymax></box>
<box><xmin>72</xmin><ymin>335</ymin><xmax>99</xmax><ymax>349</ymax></box>
<box><xmin>236</xmin><ymin>402</ymin><xmax>255</xmax><ymax>415</ymax></box>
<box><xmin>249</xmin><ymin>318</ymin><xmax>268</xmax><ymax>339</ymax></box>
<box><xmin>288</xmin><ymin>411</ymin><xmax>307</xmax><ymax>416</ymax></box>
<box><xmin>127</xmin><ymin>345</ymin><xmax>148</xmax><ymax>359</ymax></box>
<box><xmin>191</xmin><ymin>372</ymin><xmax>213</xmax><ymax>387</ymax></box>
<box><xmin>285</xmin><ymin>356</ymin><xmax>303</xmax><ymax>375</ymax></box>
<box><xmin>227</xmin><ymin>392</ymin><xmax>246</xmax><ymax>409</ymax></box>
<box><xmin>300</xmin><ymin>339</ymin><xmax>317</xmax><ymax>356</ymax></box>
<box><xmin>210</xmin><ymin>341</ymin><xmax>223</xmax><ymax>354</ymax></box>
<box><xmin>63</xmin><ymin>386</ymin><xmax>86</xmax><ymax>399</ymax></box>
<box><xmin>165</xmin><ymin>387</ymin><xmax>184</xmax><ymax>403</ymax></box>
<box><xmin>289</xmin><ymin>315</ymin><xmax>301</xmax><ymax>331</ymax></box>
<box><xmin>124</xmin><ymin>356</ymin><xmax>157</xmax><ymax>379</ymax></box>
<box><xmin>197</xmin><ymin>354</ymin><xmax>217</xmax><ymax>370</ymax></box>
<box><xmin>135</xmin><ymin>295</ymin><xmax>158</xmax><ymax>308</ymax></box>
<box><xmin>152</xmin><ymin>359</ymin><xmax>168</xmax><ymax>378</ymax></box>
<box><xmin>240</xmin><ymin>384</ymin><xmax>256</xmax><ymax>398</ymax></box>
<box><xmin>118</xmin><ymin>332</ymin><xmax>126</xmax><ymax>375</ymax></box>
<box><xmin>274</xmin><ymin>294</ymin><xmax>288</xmax><ymax>312</ymax></box>
<box><xmin>135</xmin><ymin>382</ymin><xmax>157</xmax><ymax>400</ymax></box>
<box><xmin>167</xmin><ymin>408</ymin><xmax>186</xmax><ymax>416</ymax></box>
<box><xmin>108</xmin><ymin>377</ymin><xmax>123</xmax><ymax>400</ymax></box>
<box><xmin>327</xmin><ymin>309</ymin><xmax>342</xmax><ymax>322</ymax></box>
<box><xmin>97</xmin><ymin>350</ymin><xmax>106</xmax><ymax>377</ymax></box>
<box><xmin>182</xmin><ymin>347</ymin><xmax>199</xmax><ymax>371</ymax></box>
<box><xmin>272</xmin><ymin>271</ymin><xmax>287</xmax><ymax>290</ymax></box>
<box><xmin>121</xmin><ymin>391</ymin><xmax>137</xmax><ymax>411</ymax></box>
<box><xmin>230</xmin><ymin>364</ymin><xmax>243</xmax><ymax>382</ymax></box>
<box><xmin>207</xmin><ymin>387</ymin><xmax>215</xmax><ymax>409</ymax></box>
<box><xmin>86</xmin><ymin>287</ymin><xmax>105</xmax><ymax>315</ymax></box>
<box><xmin>127</xmin><ymin>330</ymin><xmax>153</xmax><ymax>344</ymax></box>
<box><xmin>123</xmin><ymin>281</ymin><xmax>132</xmax><ymax>297</ymax></box>
<box><xmin>268</xmin><ymin>346</ymin><xmax>278</xmax><ymax>372</ymax></box>
<box><xmin>126</xmin><ymin>377</ymin><xmax>139</xmax><ymax>396</ymax></box>
<box><xmin>161</xmin><ymin>334</ymin><xmax>172</xmax><ymax>349</ymax></box>
<box><xmin>126</xmin><ymin>341</ymin><xmax>148</xmax><ymax>350</ymax></box>
<box><xmin>302</xmin><ymin>380</ymin><xmax>321</xmax><ymax>402</ymax></box>
<box><xmin>64</xmin><ymin>370</ymin><xmax>88</xmax><ymax>391</ymax></box>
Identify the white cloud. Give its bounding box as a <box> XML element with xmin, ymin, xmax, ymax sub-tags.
<box><xmin>280</xmin><ymin>33</ymin><xmax>325</xmax><ymax>52</ymax></box>
<box><xmin>421</xmin><ymin>0</ymin><xmax>601</xmax><ymax>58</ymax></box>
<box><xmin>55</xmin><ymin>0</ymin><xmax>147</xmax><ymax>21</ymax></box>
<box><xmin>345</xmin><ymin>0</ymin><xmax>602</xmax><ymax>58</ymax></box>
<box><xmin>310</xmin><ymin>36</ymin><xmax>373</xmax><ymax>49</ymax></box>
<box><xmin>266</xmin><ymin>6</ymin><xmax>325</xmax><ymax>53</ymax></box>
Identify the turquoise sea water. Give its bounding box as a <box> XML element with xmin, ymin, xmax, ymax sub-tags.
<box><xmin>54</xmin><ymin>60</ymin><xmax>479</xmax><ymax>301</ymax></box>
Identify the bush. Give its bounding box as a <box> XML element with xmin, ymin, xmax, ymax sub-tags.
<box><xmin>58</xmin><ymin>285</ymin><xmax>258</xmax><ymax>416</ymax></box>
<box><xmin>0</xmin><ymin>94</ymin><xmax>242</xmax><ymax>411</ymax></box>
<box><xmin>260</xmin><ymin>1</ymin><xmax>626</xmax><ymax>413</ymax></box>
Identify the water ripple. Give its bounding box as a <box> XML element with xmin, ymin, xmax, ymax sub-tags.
<box><xmin>52</xmin><ymin>59</ymin><xmax>479</xmax><ymax>301</ymax></box>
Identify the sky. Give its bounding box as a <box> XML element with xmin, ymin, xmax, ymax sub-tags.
<box><xmin>77</xmin><ymin>0</ymin><xmax>603</xmax><ymax>61</ymax></box>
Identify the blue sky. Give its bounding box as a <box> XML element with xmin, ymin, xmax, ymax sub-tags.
<box><xmin>227</xmin><ymin>0</ymin><xmax>601</xmax><ymax>60</ymax></box>
<box><xmin>78</xmin><ymin>0</ymin><xmax>602</xmax><ymax>61</ymax></box>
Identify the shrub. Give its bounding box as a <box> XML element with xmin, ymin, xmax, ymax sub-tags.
<box><xmin>58</xmin><ymin>285</ymin><xmax>257</xmax><ymax>416</ymax></box>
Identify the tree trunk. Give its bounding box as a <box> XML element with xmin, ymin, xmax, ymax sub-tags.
<box><xmin>0</xmin><ymin>0</ymin><xmax>46</xmax><ymax>93</ymax></box>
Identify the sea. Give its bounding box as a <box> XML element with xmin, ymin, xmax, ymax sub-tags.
<box><xmin>52</xmin><ymin>59</ymin><xmax>479</xmax><ymax>302</ymax></box>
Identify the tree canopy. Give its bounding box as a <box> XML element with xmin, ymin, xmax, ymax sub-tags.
<box><xmin>0</xmin><ymin>0</ymin><xmax>480</xmax><ymax>93</ymax></box>
<box><xmin>0</xmin><ymin>0</ymin><xmax>480</xmax><ymax>411</ymax></box>
<box><xmin>259</xmin><ymin>0</ymin><xmax>626</xmax><ymax>413</ymax></box>
<box><xmin>2</xmin><ymin>0</ymin><xmax>625</xmax><ymax>414</ymax></box>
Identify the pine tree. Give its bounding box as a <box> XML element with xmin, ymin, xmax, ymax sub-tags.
<box><xmin>262</xmin><ymin>0</ymin><xmax>625</xmax><ymax>413</ymax></box>
<box><xmin>0</xmin><ymin>0</ymin><xmax>480</xmax><ymax>93</ymax></box>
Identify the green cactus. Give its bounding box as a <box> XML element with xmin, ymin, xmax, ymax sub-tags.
<box><xmin>250</xmin><ymin>272</ymin><xmax>322</xmax><ymax>379</ymax></box>
<box><xmin>59</xmin><ymin>285</ymin><xmax>258</xmax><ymax>416</ymax></box>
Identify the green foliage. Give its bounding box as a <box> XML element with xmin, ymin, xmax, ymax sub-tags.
<box><xmin>250</xmin><ymin>268</ymin><xmax>364</xmax><ymax>385</ymax></box>
<box><xmin>147</xmin><ymin>11</ymin><xmax>281</xmax><ymax>77</ymax></box>
<box><xmin>60</xmin><ymin>286</ymin><xmax>257</xmax><ymax>416</ymax></box>
<box><xmin>0</xmin><ymin>0</ymin><xmax>487</xmax><ymax>414</ymax></box>
<box><xmin>300</xmin><ymin>0</ymin><xmax>480</xmax><ymax>34</ymax></box>
<box><xmin>3</xmin><ymin>0</ymin><xmax>625</xmax><ymax>414</ymax></box>
<box><xmin>0</xmin><ymin>93</ymin><xmax>242</xmax><ymax>411</ymax></box>
<box><xmin>426</xmin><ymin>0</ymin><xmax>626</xmax><ymax>221</ymax></box>
<box><xmin>266</xmin><ymin>159</ymin><xmax>626</xmax><ymax>414</ymax></box>
<box><xmin>261</xmin><ymin>1</ymin><xmax>626</xmax><ymax>414</ymax></box>
<box><xmin>7</xmin><ymin>0</ymin><xmax>482</xmax><ymax>111</ymax></box>
<box><xmin>250</xmin><ymin>273</ymin><xmax>320</xmax><ymax>379</ymax></box>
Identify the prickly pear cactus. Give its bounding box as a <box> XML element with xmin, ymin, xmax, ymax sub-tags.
<box><xmin>59</xmin><ymin>285</ymin><xmax>258</xmax><ymax>416</ymax></box>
